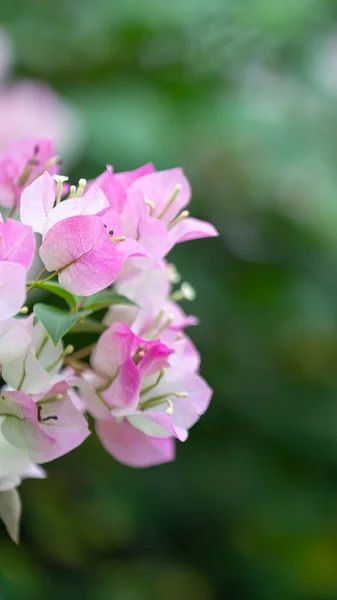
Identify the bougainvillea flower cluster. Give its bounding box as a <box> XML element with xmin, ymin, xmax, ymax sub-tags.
<box><xmin>0</xmin><ymin>137</ymin><xmax>218</xmax><ymax>542</ymax></box>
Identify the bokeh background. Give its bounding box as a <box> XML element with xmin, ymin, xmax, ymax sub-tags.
<box><xmin>2</xmin><ymin>1</ymin><xmax>337</xmax><ymax>598</ymax></box>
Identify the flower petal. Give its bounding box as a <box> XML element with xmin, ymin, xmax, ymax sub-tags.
<box><xmin>40</xmin><ymin>215</ymin><xmax>124</xmax><ymax>295</ymax></box>
<box><xmin>0</xmin><ymin>262</ymin><xmax>26</xmax><ymax>320</ymax></box>
<box><xmin>20</xmin><ymin>171</ymin><xmax>55</xmax><ymax>234</ymax></box>
<box><xmin>0</xmin><ymin>217</ymin><xmax>35</xmax><ymax>269</ymax></box>
<box><xmin>96</xmin><ymin>416</ymin><xmax>175</xmax><ymax>467</ymax></box>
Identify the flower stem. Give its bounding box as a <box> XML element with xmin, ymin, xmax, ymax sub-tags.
<box><xmin>70</xmin><ymin>343</ymin><xmax>96</xmax><ymax>361</ymax></box>
<box><xmin>26</xmin><ymin>268</ymin><xmax>58</xmax><ymax>294</ymax></box>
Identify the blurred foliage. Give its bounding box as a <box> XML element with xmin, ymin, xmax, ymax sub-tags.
<box><xmin>2</xmin><ymin>1</ymin><xmax>337</xmax><ymax>598</ymax></box>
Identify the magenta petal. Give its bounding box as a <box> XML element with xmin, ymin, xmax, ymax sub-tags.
<box><xmin>96</xmin><ymin>417</ymin><xmax>175</xmax><ymax>467</ymax></box>
<box><xmin>103</xmin><ymin>358</ymin><xmax>140</xmax><ymax>414</ymax></box>
<box><xmin>92</xmin><ymin>323</ymin><xmax>141</xmax><ymax>412</ymax></box>
<box><xmin>138</xmin><ymin>342</ymin><xmax>173</xmax><ymax>378</ymax></box>
<box><xmin>39</xmin><ymin>214</ymin><xmax>124</xmax><ymax>295</ymax></box>
<box><xmin>0</xmin><ymin>218</ymin><xmax>35</xmax><ymax>269</ymax></box>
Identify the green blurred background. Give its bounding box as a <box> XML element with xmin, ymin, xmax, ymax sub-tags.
<box><xmin>3</xmin><ymin>1</ymin><xmax>337</xmax><ymax>598</ymax></box>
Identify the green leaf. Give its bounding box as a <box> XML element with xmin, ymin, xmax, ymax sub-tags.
<box><xmin>28</xmin><ymin>280</ymin><xmax>79</xmax><ymax>310</ymax></box>
<box><xmin>71</xmin><ymin>319</ymin><xmax>107</xmax><ymax>334</ymax></box>
<box><xmin>33</xmin><ymin>303</ymin><xmax>90</xmax><ymax>345</ymax></box>
<box><xmin>83</xmin><ymin>291</ymin><xmax>137</xmax><ymax>313</ymax></box>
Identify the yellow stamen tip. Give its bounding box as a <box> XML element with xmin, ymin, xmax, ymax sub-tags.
<box><xmin>111</xmin><ymin>235</ymin><xmax>125</xmax><ymax>243</ymax></box>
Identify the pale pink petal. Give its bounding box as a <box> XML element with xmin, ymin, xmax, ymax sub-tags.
<box><xmin>20</xmin><ymin>171</ymin><xmax>55</xmax><ymax>234</ymax></box>
<box><xmin>0</xmin><ymin>318</ymin><xmax>32</xmax><ymax>364</ymax></box>
<box><xmin>93</xmin><ymin>165</ymin><xmax>126</xmax><ymax>213</ymax></box>
<box><xmin>104</xmin><ymin>304</ymin><xmax>140</xmax><ymax>329</ymax></box>
<box><xmin>166</xmin><ymin>217</ymin><xmax>218</xmax><ymax>253</ymax></box>
<box><xmin>92</xmin><ymin>322</ymin><xmax>135</xmax><ymax>379</ymax></box>
<box><xmin>40</xmin><ymin>215</ymin><xmax>124</xmax><ymax>295</ymax></box>
<box><xmin>166</xmin><ymin>336</ymin><xmax>200</xmax><ymax>374</ymax></box>
<box><xmin>0</xmin><ymin>158</ymin><xmax>19</xmax><ymax>208</ymax></box>
<box><xmin>115</xmin><ymin>163</ymin><xmax>155</xmax><ymax>190</ymax></box>
<box><xmin>2</xmin><ymin>345</ymin><xmax>59</xmax><ymax>395</ymax></box>
<box><xmin>23</xmin><ymin>463</ymin><xmax>46</xmax><ymax>480</ymax></box>
<box><xmin>0</xmin><ymin>217</ymin><xmax>35</xmax><ymax>269</ymax></box>
<box><xmin>128</xmin><ymin>412</ymin><xmax>188</xmax><ymax>442</ymax></box>
<box><xmin>128</xmin><ymin>168</ymin><xmax>191</xmax><ymax>225</ymax></box>
<box><xmin>0</xmin><ymin>391</ymin><xmax>55</xmax><ymax>458</ymax></box>
<box><xmin>0</xmin><ymin>262</ymin><xmax>26</xmax><ymax>320</ymax></box>
<box><xmin>75</xmin><ymin>375</ymin><xmax>111</xmax><ymax>420</ymax></box>
<box><xmin>34</xmin><ymin>387</ymin><xmax>90</xmax><ymax>462</ymax></box>
<box><xmin>96</xmin><ymin>416</ymin><xmax>175</xmax><ymax>467</ymax></box>
<box><xmin>151</xmin><ymin>372</ymin><xmax>212</xmax><ymax>431</ymax></box>
<box><xmin>43</xmin><ymin>189</ymin><xmax>109</xmax><ymax>234</ymax></box>
<box><xmin>163</xmin><ymin>301</ymin><xmax>199</xmax><ymax>332</ymax></box>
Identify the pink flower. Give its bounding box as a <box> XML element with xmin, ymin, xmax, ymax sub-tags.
<box><xmin>20</xmin><ymin>171</ymin><xmax>108</xmax><ymax>236</ymax></box>
<box><xmin>77</xmin><ymin>322</ymin><xmax>212</xmax><ymax>467</ymax></box>
<box><xmin>78</xmin><ymin>322</ymin><xmax>173</xmax><ymax>419</ymax></box>
<box><xmin>118</xmin><ymin>167</ymin><xmax>218</xmax><ymax>260</ymax></box>
<box><xmin>0</xmin><ymin>382</ymin><xmax>89</xmax><ymax>464</ymax></box>
<box><xmin>0</xmin><ymin>138</ymin><xmax>60</xmax><ymax>210</ymax></box>
<box><xmin>92</xmin><ymin>165</ymin><xmax>218</xmax><ymax>261</ymax></box>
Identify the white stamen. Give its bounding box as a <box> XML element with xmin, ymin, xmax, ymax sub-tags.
<box><xmin>181</xmin><ymin>282</ymin><xmax>196</xmax><ymax>301</ymax></box>
<box><xmin>166</xmin><ymin>400</ymin><xmax>174</xmax><ymax>415</ymax></box>
<box><xmin>145</xmin><ymin>197</ymin><xmax>155</xmax><ymax>216</ymax></box>
<box><xmin>76</xmin><ymin>178</ymin><xmax>87</xmax><ymax>197</ymax></box>
<box><xmin>52</xmin><ymin>175</ymin><xmax>69</xmax><ymax>184</ymax></box>
<box><xmin>167</xmin><ymin>210</ymin><xmax>189</xmax><ymax>230</ymax></box>
<box><xmin>157</xmin><ymin>184</ymin><xmax>182</xmax><ymax>219</ymax></box>
<box><xmin>53</xmin><ymin>175</ymin><xmax>69</xmax><ymax>205</ymax></box>
<box><xmin>150</xmin><ymin>314</ymin><xmax>174</xmax><ymax>339</ymax></box>
<box><xmin>174</xmin><ymin>392</ymin><xmax>188</xmax><ymax>398</ymax></box>
<box><xmin>68</xmin><ymin>185</ymin><xmax>77</xmax><ymax>199</ymax></box>
<box><xmin>167</xmin><ymin>263</ymin><xmax>181</xmax><ymax>284</ymax></box>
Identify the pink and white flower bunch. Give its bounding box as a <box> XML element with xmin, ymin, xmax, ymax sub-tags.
<box><xmin>0</xmin><ymin>139</ymin><xmax>218</xmax><ymax>542</ymax></box>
